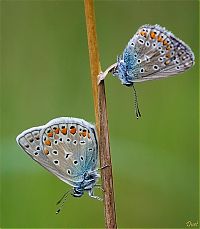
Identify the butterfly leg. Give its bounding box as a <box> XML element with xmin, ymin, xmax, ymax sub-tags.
<box><xmin>95</xmin><ymin>164</ymin><xmax>110</xmax><ymax>172</ymax></box>
<box><xmin>88</xmin><ymin>189</ymin><xmax>103</xmax><ymax>201</ymax></box>
<box><xmin>97</xmin><ymin>63</ymin><xmax>117</xmax><ymax>85</ymax></box>
<box><xmin>95</xmin><ymin>184</ymin><xmax>105</xmax><ymax>192</ymax></box>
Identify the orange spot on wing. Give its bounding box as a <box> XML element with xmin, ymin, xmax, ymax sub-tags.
<box><xmin>150</xmin><ymin>32</ymin><xmax>156</xmax><ymax>39</ymax></box>
<box><xmin>166</xmin><ymin>45</ymin><xmax>171</xmax><ymax>50</ymax></box>
<box><xmin>48</xmin><ymin>132</ymin><xmax>53</xmax><ymax>137</ymax></box>
<box><xmin>87</xmin><ymin>133</ymin><xmax>91</xmax><ymax>139</ymax></box>
<box><xmin>163</xmin><ymin>40</ymin><xmax>168</xmax><ymax>45</ymax></box>
<box><xmin>44</xmin><ymin>140</ymin><xmax>51</xmax><ymax>146</ymax></box>
<box><xmin>82</xmin><ymin>130</ymin><xmax>87</xmax><ymax>137</ymax></box>
<box><xmin>164</xmin><ymin>60</ymin><xmax>170</xmax><ymax>65</ymax></box>
<box><xmin>55</xmin><ymin>128</ymin><xmax>60</xmax><ymax>134</ymax></box>
<box><xmin>157</xmin><ymin>36</ymin><xmax>163</xmax><ymax>42</ymax></box>
<box><xmin>140</xmin><ymin>31</ymin><xmax>147</xmax><ymax>37</ymax></box>
<box><xmin>165</xmin><ymin>53</ymin><xmax>171</xmax><ymax>58</ymax></box>
<box><xmin>44</xmin><ymin>149</ymin><xmax>49</xmax><ymax>155</ymax></box>
<box><xmin>70</xmin><ymin>127</ymin><xmax>76</xmax><ymax>135</ymax></box>
<box><xmin>61</xmin><ymin>128</ymin><xmax>67</xmax><ymax>135</ymax></box>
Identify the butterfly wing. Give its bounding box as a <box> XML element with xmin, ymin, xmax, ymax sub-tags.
<box><xmin>40</xmin><ymin>117</ymin><xmax>98</xmax><ymax>186</ymax></box>
<box><xmin>115</xmin><ymin>24</ymin><xmax>194</xmax><ymax>84</ymax></box>
<box><xmin>16</xmin><ymin>126</ymin><xmax>75</xmax><ymax>186</ymax></box>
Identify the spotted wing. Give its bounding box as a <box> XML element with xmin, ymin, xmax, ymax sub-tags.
<box><xmin>41</xmin><ymin>117</ymin><xmax>98</xmax><ymax>186</ymax></box>
<box><xmin>16</xmin><ymin>126</ymin><xmax>75</xmax><ymax>186</ymax></box>
<box><xmin>118</xmin><ymin>24</ymin><xmax>194</xmax><ymax>83</ymax></box>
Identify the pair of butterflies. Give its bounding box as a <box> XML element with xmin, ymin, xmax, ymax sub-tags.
<box><xmin>16</xmin><ymin>24</ymin><xmax>195</xmax><ymax>213</ymax></box>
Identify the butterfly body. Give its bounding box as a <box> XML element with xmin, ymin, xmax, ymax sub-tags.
<box><xmin>16</xmin><ymin>117</ymin><xmax>100</xmax><ymax>200</ymax></box>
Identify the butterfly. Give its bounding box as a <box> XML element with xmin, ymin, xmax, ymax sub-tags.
<box><xmin>98</xmin><ymin>24</ymin><xmax>195</xmax><ymax>118</ymax></box>
<box><xmin>16</xmin><ymin>117</ymin><xmax>101</xmax><ymax>213</ymax></box>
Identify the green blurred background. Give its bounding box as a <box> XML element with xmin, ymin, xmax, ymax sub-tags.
<box><xmin>1</xmin><ymin>0</ymin><xmax>199</xmax><ymax>228</ymax></box>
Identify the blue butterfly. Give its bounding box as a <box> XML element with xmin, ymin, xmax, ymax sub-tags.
<box><xmin>98</xmin><ymin>24</ymin><xmax>195</xmax><ymax>118</ymax></box>
<box><xmin>16</xmin><ymin>117</ymin><xmax>101</xmax><ymax>213</ymax></box>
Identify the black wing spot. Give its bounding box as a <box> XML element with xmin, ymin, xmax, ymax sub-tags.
<box><xmin>65</xmin><ymin>153</ymin><xmax>70</xmax><ymax>159</ymax></box>
<box><xmin>67</xmin><ymin>169</ymin><xmax>71</xmax><ymax>174</ymax></box>
<box><xmin>80</xmin><ymin>156</ymin><xmax>84</xmax><ymax>161</ymax></box>
<box><xmin>140</xmin><ymin>68</ymin><xmax>144</xmax><ymax>73</ymax></box>
<box><xmin>36</xmin><ymin>146</ymin><xmax>40</xmax><ymax>151</ymax></box>
<box><xmin>53</xmin><ymin>150</ymin><xmax>58</xmax><ymax>155</ymax></box>
<box><xmin>73</xmin><ymin>160</ymin><xmax>78</xmax><ymax>165</ymax></box>
<box><xmin>54</xmin><ymin>160</ymin><xmax>59</xmax><ymax>164</ymax></box>
<box><xmin>153</xmin><ymin>65</ymin><xmax>159</xmax><ymax>70</ymax></box>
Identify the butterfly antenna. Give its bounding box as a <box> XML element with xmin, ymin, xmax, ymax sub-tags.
<box><xmin>56</xmin><ymin>190</ymin><xmax>71</xmax><ymax>214</ymax></box>
<box><xmin>132</xmin><ymin>85</ymin><xmax>141</xmax><ymax>119</ymax></box>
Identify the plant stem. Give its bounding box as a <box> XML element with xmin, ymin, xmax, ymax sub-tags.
<box><xmin>84</xmin><ymin>0</ymin><xmax>117</xmax><ymax>228</ymax></box>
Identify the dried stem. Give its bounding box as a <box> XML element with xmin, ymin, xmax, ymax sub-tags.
<box><xmin>84</xmin><ymin>0</ymin><xmax>117</xmax><ymax>228</ymax></box>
